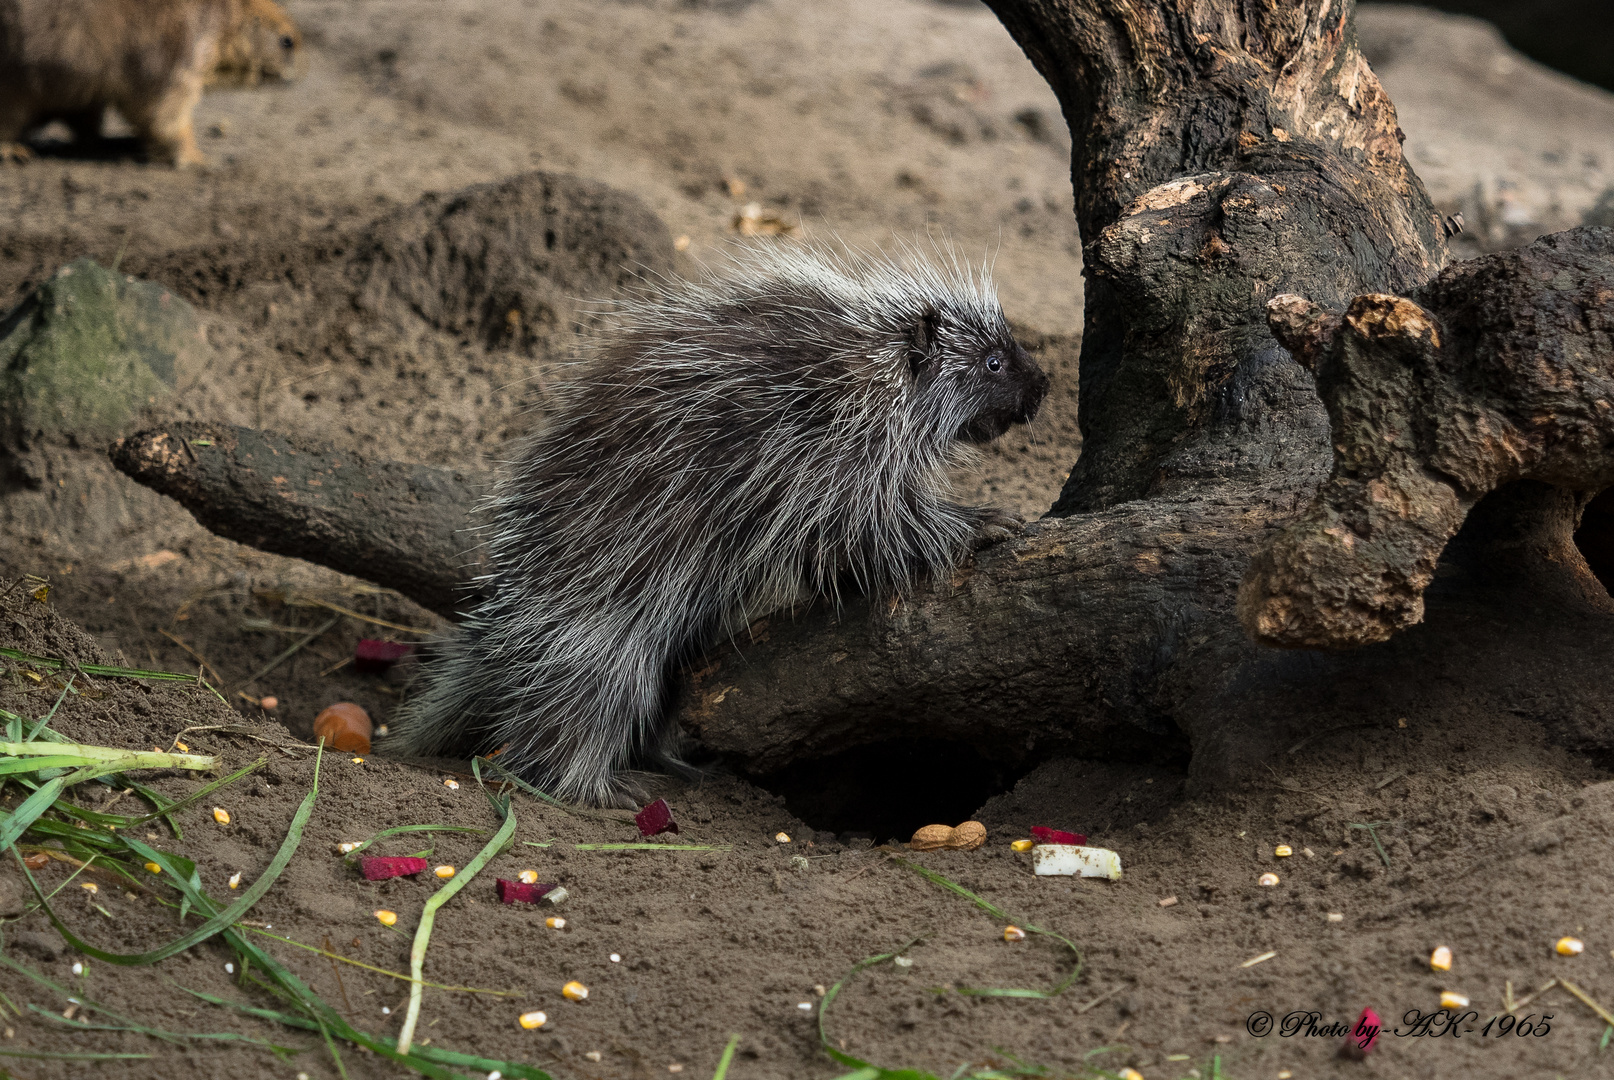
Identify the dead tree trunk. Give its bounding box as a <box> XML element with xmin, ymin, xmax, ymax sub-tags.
<box><xmin>113</xmin><ymin>0</ymin><xmax>1614</xmax><ymax>793</ymax></box>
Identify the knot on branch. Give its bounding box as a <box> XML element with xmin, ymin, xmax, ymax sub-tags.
<box><xmin>1240</xmin><ymin>227</ymin><xmax>1614</xmax><ymax>649</ymax></box>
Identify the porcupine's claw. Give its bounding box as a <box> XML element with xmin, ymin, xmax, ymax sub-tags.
<box><xmin>968</xmin><ymin>505</ymin><xmax>1025</xmax><ymax>550</ymax></box>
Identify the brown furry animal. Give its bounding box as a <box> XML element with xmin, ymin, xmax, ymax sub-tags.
<box><xmin>0</xmin><ymin>0</ymin><xmax>302</xmax><ymax>165</ymax></box>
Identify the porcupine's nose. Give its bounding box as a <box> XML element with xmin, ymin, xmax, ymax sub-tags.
<box><xmin>1014</xmin><ymin>357</ymin><xmax>1050</xmax><ymax>423</ymax></box>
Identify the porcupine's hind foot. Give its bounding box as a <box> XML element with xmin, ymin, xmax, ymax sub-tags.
<box><xmin>965</xmin><ymin>505</ymin><xmax>1025</xmax><ymax>550</ymax></box>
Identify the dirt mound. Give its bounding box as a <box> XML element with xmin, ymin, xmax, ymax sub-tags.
<box><xmin>352</xmin><ymin>171</ymin><xmax>679</xmax><ymax>354</ymax></box>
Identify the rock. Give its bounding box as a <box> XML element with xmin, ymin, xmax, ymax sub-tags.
<box><xmin>0</xmin><ymin>258</ymin><xmax>206</xmax><ymax>485</ymax></box>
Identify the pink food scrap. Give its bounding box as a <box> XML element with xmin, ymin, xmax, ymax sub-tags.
<box><xmin>355</xmin><ymin>639</ymin><xmax>413</xmax><ymax>673</ymax></box>
<box><xmin>635</xmin><ymin>798</ymin><xmax>679</xmax><ymax>837</ymax></box>
<box><xmin>495</xmin><ymin>879</ymin><xmax>556</xmax><ymax>904</ymax></box>
<box><xmin>1030</xmin><ymin>826</ymin><xmax>1088</xmax><ymax>846</ymax></box>
<box><xmin>359</xmin><ymin>856</ymin><xmax>429</xmax><ymax>881</ymax></box>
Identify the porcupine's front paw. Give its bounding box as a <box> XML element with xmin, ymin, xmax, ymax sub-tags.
<box><xmin>967</xmin><ymin>505</ymin><xmax>1025</xmax><ymax>551</ymax></box>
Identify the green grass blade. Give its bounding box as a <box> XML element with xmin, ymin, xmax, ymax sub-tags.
<box><xmin>892</xmin><ymin>857</ymin><xmax>1084</xmax><ymax>998</ymax></box>
<box><xmin>818</xmin><ymin>938</ymin><xmax>932</xmax><ymax>1075</ymax></box>
<box><xmin>186</xmin><ymin>987</ymin><xmax>554</xmax><ymax>1079</ymax></box>
<box><xmin>120</xmin><ymin>779</ymin><xmax>184</xmax><ymax>837</ymax></box>
<box><xmin>24</xmin><ymin>676</ymin><xmax>74</xmax><ymax>741</ymax></box>
<box><xmin>119</xmin><ymin>758</ymin><xmax>265</xmax><ymax>826</ymax></box>
<box><xmin>395</xmin><ymin>798</ymin><xmax>520</xmax><ymax>1053</ymax></box>
<box><xmin>0</xmin><ymin>950</ymin><xmax>181</xmax><ymax>1042</ymax></box>
<box><xmin>0</xmin><ymin>765</ymin><xmax>92</xmax><ymax>853</ymax></box>
<box><xmin>25</xmin><ymin>1004</ymin><xmax>301</xmax><ymax>1054</ymax></box>
<box><xmin>0</xmin><ymin>1048</ymin><xmax>152</xmax><ymax>1060</ymax></box>
<box><xmin>0</xmin><ymin>756</ymin><xmax>89</xmax><ymax>775</ymax></box>
<box><xmin>0</xmin><ymin>742</ymin><xmax>216</xmax><ymax>769</ymax></box>
<box><xmin>15</xmin><ymin>754</ymin><xmax>318</xmax><ymax>964</ymax></box>
<box><xmin>477</xmin><ymin>755</ymin><xmax>635</xmax><ymax>824</ymax></box>
<box><xmin>237</xmin><ymin>926</ymin><xmax>516</xmax><ymax>995</ymax></box>
<box><xmin>0</xmin><ymin>647</ymin><xmax>201</xmax><ymax>682</ymax></box>
<box><xmin>401</xmin><ymin>1043</ymin><xmax>555</xmax><ymax>1079</ymax></box>
<box><xmin>712</xmin><ymin>1033</ymin><xmax>741</xmax><ymax>1080</ymax></box>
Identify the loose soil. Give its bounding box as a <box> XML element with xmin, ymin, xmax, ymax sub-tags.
<box><xmin>2</xmin><ymin>3</ymin><xmax>1613</xmax><ymax>1080</ymax></box>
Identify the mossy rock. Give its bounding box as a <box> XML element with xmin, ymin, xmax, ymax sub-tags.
<box><xmin>0</xmin><ymin>258</ymin><xmax>204</xmax><ymax>451</ymax></box>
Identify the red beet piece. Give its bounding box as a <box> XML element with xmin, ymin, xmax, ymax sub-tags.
<box><xmin>355</xmin><ymin>639</ymin><xmax>413</xmax><ymax>673</ymax></box>
<box><xmin>360</xmin><ymin>856</ymin><xmax>429</xmax><ymax>880</ymax></box>
<box><xmin>635</xmin><ymin>798</ymin><xmax>679</xmax><ymax>837</ymax></box>
<box><xmin>1344</xmin><ymin>1006</ymin><xmax>1381</xmax><ymax>1056</ymax></box>
<box><xmin>495</xmin><ymin>878</ymin><xmax>556</xmax><ymax>904</ymax></box>
<box><xmin>1030</xmin><ymin>826</ymin><xmax>1088</xmax><ymax>846</ymax></box>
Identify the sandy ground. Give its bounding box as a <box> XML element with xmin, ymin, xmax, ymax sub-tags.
<box><xmin>2</xmin><ymin>2</ymin><xmax>1614</xmax><ymax>1079</ymax></box>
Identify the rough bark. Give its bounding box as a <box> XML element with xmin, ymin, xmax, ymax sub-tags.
<box><xmin>109</xmin><ymin>422</ymin><xmax>489</xmax><ymax>619</ymax></box>
<box><xmin>984</xmin><ymin>0</ymin><xmax>1447</xmax><ymax>512</ymax></box>
<box><xmin>108</xmin><ymin>0</ymin><xmax>1614</xmax><ymax>791</ymax></box>
<box><xmin>1243</xmin><ymin>228</ymin><xmax>1614</xmax><ymax>648</ymax></box>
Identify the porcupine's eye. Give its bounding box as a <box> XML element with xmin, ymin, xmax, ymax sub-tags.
<box><xmin>985</xmin><ymin>354</ymin><xmax>1002</xmax><ymax>373</ymax></box>
<box><xmin>280</xmin><ymin>34</ymin><xmax>295</xmax><ymax>50</ymax></box>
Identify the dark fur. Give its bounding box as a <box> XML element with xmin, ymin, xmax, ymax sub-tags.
<box><xmin>386</xmin><ymin>245</ymin><xmax>1048</xmax><ymax>806</ymax></box>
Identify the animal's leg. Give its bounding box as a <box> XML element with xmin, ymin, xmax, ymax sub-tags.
<box><xmin>0</xmin><ymin>99</ymin><xmax>34</xmax><ymax>163</ymax></box>
<box><xmin>125</xmin><ymin>71</ymin><xmax>206</xmax><ymax>166</ymax></box>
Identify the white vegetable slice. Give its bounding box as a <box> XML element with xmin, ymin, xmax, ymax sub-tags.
<box><xmin>1031</xmin><ymin>844</ymin><xmax>1122</xmax><ymax>880</ymax></box>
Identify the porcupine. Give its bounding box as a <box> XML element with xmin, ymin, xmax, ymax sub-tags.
<box><xmin>385</xmin><ymin>243</ymin><xmax>1050</xmax><ymax>807</ymax></box>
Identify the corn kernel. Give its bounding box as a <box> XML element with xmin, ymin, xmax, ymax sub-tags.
<box><xmin>443</xmin><ymin>779</ymin><xmax>460</xmax><ymax>790</ymax></box>
<box><xmin>351</xmin><ymin>757</ymin><xmax>364</xmax><ymax>764</ymax></box>
<box><xmin>1010</xmin><ymin>839</ymin><xmax>1033</xmax><ymax>852</ymax></box>
<box><xmin>80</xmin><ymin>882</ymin><xmax>97</xmax><ymax>894</ymax></box>
<box><xmin>1326</xmin><ymin>912</ymin><xmax>1344</xmax><ymax>922</ymax></box>
<box><xmin>1003</xmin><ymin>926</ymin><xmax>1027</xmax><ymax>942</ymax></box>
<box><xmin>1439</xmin><ymin>991</ymin><xmax>1468</xmax><ymax>1010</ymax></box>
<box><xmin>228</xmin><ymin>872</ymin><xmax>242</xmax><ymax>890</ymax></box>
<box><xmin>584</xmin><ymin>1051</ymin><xmax>603</xmax><ymax>1062</ymax></box>
<box><xmin>1430</xmin><ymin>945</ymin><xmax>1453</xmax><ymax>971</ymax></box>
<box><xmin>212</xmin><ymin>807</ymin><xmax>231</xmax><ymax>825</ymax></box>
<box><xmin>1258</xmin><ymin>873</ymin><xmax>1279</xmax><ymax>887</ymax></box>
<box><xmin>519</xmin><ymin>869</ymin><xmax>539</xmax><ymax>885</ymax></box>
<box><xmin>175</xmin><ymin>741</ymin><xmax>189</xmax><ymax>752</ymax></box>
<box><xmin>519</xmin><ymin>1010</ymin><xmax>548</xmax><ymax>1029</ymax></box>
<box><xmin>339</xmin><ymin>841</ymin><xmax>360</xmax><ymax>854</ymax></box>
<box><xmin>546</xmin><ymin>917</ymin><xmax>566</xmax><ymax>929</ymax></box>
<box><xmin>374</xmin><ymin>909</ymin><xmax>398</xmax><ymax>926</ymax></box>
<box><xmin>144</xmin><ymin>862</ymin><xmax>162</xmax><ymax>874</ymax></box>
<box><xmin>1556</xmin><ymin>937</ymin><xmax>1584</xmax><ymax>956</ymax></box>
<box><xmin>774</xmin><ymin>832</ymin><xmax>791</xmax><ymax>843</ymax></box>
<box><xmin>562</xmin><ymin>981</ymin><xmax>589</xmax><ymax>1001</ymax></box>
<box><xmin>434</xmin><ymin>865</ymin><xmax>456</xmax><ymax>879</ymax></box>
<box><xmin>1274</xmin><ymin>844</ymin><xmax>1293</xmax><ymax>857</ymax></box>
<box><xmin>1120</xmin><ymin>1070</ymin><xmax>1144</xmax><ymax>1080</ymax></box>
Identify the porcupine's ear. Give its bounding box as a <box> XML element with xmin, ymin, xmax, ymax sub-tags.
<box><xmin>906</xmin><ymin>306</ymin><xmax>941</xmax><ymax>378</ymax></box>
